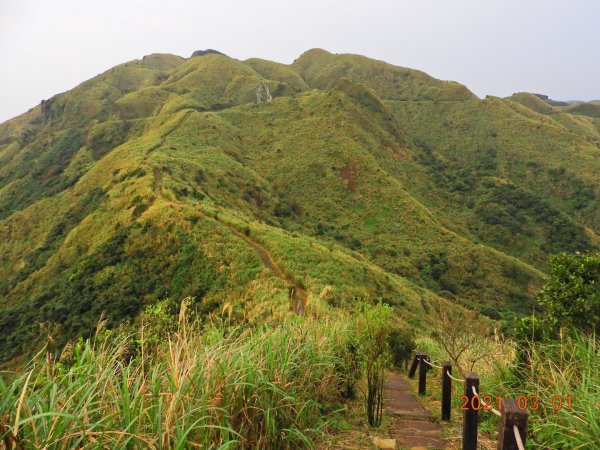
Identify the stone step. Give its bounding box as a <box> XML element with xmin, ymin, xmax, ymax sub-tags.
<box><xmin>386</xmin><ymin>409</ymin><xmax>436</xmax><ymax>421</ymax></box>
<box><xmin>384</xmin><ymin>371</ymin><xmax>449</xmax><ymax>449</ymax></box>
<box><xmin>390</xmin><ymin>428</ymin><xmax>441</xmax><ymax>437</ymax></box>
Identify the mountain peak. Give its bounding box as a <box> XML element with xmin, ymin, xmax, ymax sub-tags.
<box><xmin>190</xmin><ymin>49</ymin><xmax>226</xmax><ymax>58</ymax></box>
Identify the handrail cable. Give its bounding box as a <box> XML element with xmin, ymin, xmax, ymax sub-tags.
<box><xmin>445</xmin><ymin>370</ymin><xmax>465</xmax><ymax>383</ymax></box>
<box><xmin>422</xmin><ymin>358</ymin><xmax>443</xmax><ymax>370</ymax></box>
<box><xmin>412</xmin><ymin>350</ymin><xmax>529</xmax><ymax>448</ymax></box>
<box><xmin>513</xmin><ymin>425</ymin><xmax>525</xmax><ymax>450</ymax></box>
<box><xmin>471</xmin><ymin>385</ymin><xmax>501</xmax><ymax>417</ymax></box>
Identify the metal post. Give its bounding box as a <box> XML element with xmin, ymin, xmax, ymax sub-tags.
<box><xmin>418</xmin><ymin>353</ymin><xmax>428</xmax><ymax>395</ymax></box>
<box><xmin>442</xmin><ymin>361</ymin><xmax>452</xmax><ymax>421</ymax></box>
<box><xmin>462</xmin><ymin>372</ymin><xmax>479</xmax><ymax>450</ymax></box>
<box><xmin>497</xmin><ymin>399</ymin><xmax>529</xmax><ymax>450</ymax></box>
<box><xmin>408</xmin><ymin>351</ymin><xmax>420</xmax><ymax>378</ymax></box>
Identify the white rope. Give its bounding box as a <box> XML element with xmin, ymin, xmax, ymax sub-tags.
<box><xmin>513</xmin><ymin>425</ymin><xmax>525</xmax><ymax>450</ymax></box>
<box><xmin>471</xmin><ymin>386</ymin><xmax>501</xmax><ymax>417</ymax></box>
<box><xmin>445</xmin><ymin>370</ymin><xmax>465</xmax><ymax>383</ymax></box>
<box><xmin>488</xmin><ymin>406</ymin><xmax>501</xmax><ymax>417</ymax></box>
<box><xmin>422</xmin><ymin>358</ymin><xmax>443</xmax><ymax>370</ymax></box>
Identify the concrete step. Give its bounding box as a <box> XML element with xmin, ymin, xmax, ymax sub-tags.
<box><xmin>386</xmin><ymin>409</ymin><xmax>436</xmax><ymax>421</ymax></box>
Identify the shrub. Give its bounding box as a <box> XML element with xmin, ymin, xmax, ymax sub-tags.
<box><xmin>348</xmin><ymin>237</ymin><xmax>362</xmax><ymax>250</ymax></box>
<box><xmin>388</xmin><ymin>328</ymin><xmax>416</xmax><ymax>369</ymax></box>
<box><xmin>538</xmin><ymin>252</ymin><xmax>600</xmax><ymax>333</ymax></box>
<box><xmin>335</xmin><ymin>339</ymin><xmax>361</xmax><ymax>399</ymax></box>
<box><xmin>274</xmin><ymin>198</ymin><xmax>303</xmax><ymax>217</ymax></box>
<box><xmin>353</xmin><ymin>301</ymin><xmax>393</xmax><ymax>427</ymax></box>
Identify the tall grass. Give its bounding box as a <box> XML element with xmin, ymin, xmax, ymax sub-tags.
<box><xmin>502</xmin><ymin>332</ymin><xmax>600</xmax><ymax>449</ymax></box>
<box><xmin>518</xmin><ymin>332</ymin><xmax>600</xmax><ymax>448</ymax></box>
<box><xmin>413</xmin><ymin>331</ymin><xmax>598</xmax><ymax>449</ymax></box>
<box><xmin>0</xmin><ymin>316</ymin><xmax>353</xmax><ymax>449</ymax></box>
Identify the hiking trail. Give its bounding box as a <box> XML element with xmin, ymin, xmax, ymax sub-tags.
<box><xmin>151</xmin><ymin>164</ymin><xmax>306</xmax><ymax>315</ymax></box>
<box><xmin>382</xmin><ymin>371</ymin><xmax>448</xmax><ymax>449</ymax></box>
<box><xmin>226</xmin><ymin>225</ymin><xmax>307</xmax><ymax>315</ymax></box>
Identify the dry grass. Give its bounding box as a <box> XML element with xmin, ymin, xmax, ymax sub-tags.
<box><xmin>0</xmin><ymin>312</ymin><xmax>358</xmax><ymax>449</ymax></box>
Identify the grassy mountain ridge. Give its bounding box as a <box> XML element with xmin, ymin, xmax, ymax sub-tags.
<box><xmin>0</xmin><ymin>48</ymin><xmax>598</xmax><ymax>360</ymax></box>
<box><xmin>507</xmin><ymin>91</ymin><xmax>600</xmax><ymax>143</ymax></box>
<box><xmin>291</xmin><ymin>48</ymin><xmax>477</xmax><ymax>101</ymax></box>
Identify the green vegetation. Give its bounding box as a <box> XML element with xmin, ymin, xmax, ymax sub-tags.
<box><xmin>389</xmin><ymin>98</ymin><xmax>599</xmax><ymax>269</ymax></box>
<box><xmin>538</xmin><ymin>252</ymin><xmax>600</xmax><ymax>333</ymax></box>
<box><xmin>353</xmin><ymin>302</ymin><xmax>393</xmax><ymax>427</ymax></box>
<box><xmin>0</xmin><ymin>296</ymin><xmax>430</xmax><ymax>448</ymax></box>
<box><xmin>417</xmin><ymin>252</ymin><xmax>599</xmax><ymax>449</ymax></box>
<box><xmin>513</xmin><ymin>252</ymin><xmax>600</xmax><ymax>348</ymax></box>
<box><xmin>0</xmin><ymin>314</ymin><xmax>357</xmax><ymax>448</ymax></box>
<box><xmin>504</xmin><ymin>332</ymin><xmax>599</xmax><ymax>449</ymax></box>
<box><xmin>1</xmin><ymin>49</ymin><xmax>554</xmax><ymax>358</ymax></box>
<box><xmin>0</xmin><ymin>48</ymin><xmax>599</xmax><ymax>447</ymax></box>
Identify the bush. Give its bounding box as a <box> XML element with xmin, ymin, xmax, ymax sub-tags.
<box><xmin>274</xmin><ymin>198</ymin><xmax>302</xmax><ymax>218</ymax></box>
<box><xmin>335</xmin><ymin>339</ymin><xmax>361</xmax><ymax>399</ymax></box>
<box><xmin>388</xmin><ymin>328</ymin><xmax>415</xmax><ymax>369</ymax></box>
<box><xmin>348</xmin><ymin>237</ymin><xmax>362</xmax><ymax>250</ymax></box>
<box><xmin>353</xmin><ymin>301</ymin><xmax>393</xmax><ymax>427</ymax></box>
<box><xmin>538</xmin><ymin>252</ymin><xmax>600</xmax><ymax>334</ymax></box>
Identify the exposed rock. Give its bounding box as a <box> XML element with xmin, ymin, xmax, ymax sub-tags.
<box><xmin>533</xmin><ymin>93</ymin><xmax>568</xmax><ymax>106</ymax></box>
<box><xmin>40</xmin><ymin>95</ymin><xmax>64</xmax><ymax>123</ymax></box>
<box><xmin>372</xmin><ymin>436</ymin><xmax>397</xmax><ymax>449</ymax></box>
<box><xmin>255</xmin><ymin>83</ymin><xmax>272</xmax><ymax>104</ymax></box>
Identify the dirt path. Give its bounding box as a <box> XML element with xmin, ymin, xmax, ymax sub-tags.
<box><xmin>150</xmin><ymin>164</ymin><xmax>306</xmax><ymax>315</ymax></box>
<box><xmin>152</xmin><ymin>167</ymin><xmax>163</xmax><ymax>196</ymax></box>
<box><xmin>226</xmin><ymin>226</ymin><xmax>306</xmax><ymax>315</ymax></box>
<box><xmin>384</xmin><ymin>372</ymin><xmax>448</xmax><ymax>449</ymax></box>
<box><xmin>145</xmin><ymin>109</ymin><xmax>307</xmax><ymax>315</ymax></box>
<box><xmin>146</xmin><ymin>110</ymin><xmax>193</xmax><ymax>155</ymax></box>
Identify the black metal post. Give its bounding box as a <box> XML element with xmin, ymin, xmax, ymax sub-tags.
<box><xmin>418</xmin><ymin>353</ymin><xmax>428</xmax><ymax>395</ymax></box>
<box><xmin>441</xmin><ymin>361</ymin><xmax>452</xmax><ymax>421</ymax></box>
<box><xmin>462</xmin><ymin>372</ymin><xmax>479</xmax><ymax>450</ymax></box>
<box><xmin>408</xmin><ymin>351</ymin><xmax>420</xmax><ymax>378</ymax></box>
<box><xmin>497</xmin><ymin>399</ymin><xmax>529</xmax><ymax>450</ymax></box>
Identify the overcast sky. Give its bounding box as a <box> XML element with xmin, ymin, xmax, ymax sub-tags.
<box><xmin>1</xmin><ymin>0</ymin><xmax>599</xmax><ymax>123</ymax></box>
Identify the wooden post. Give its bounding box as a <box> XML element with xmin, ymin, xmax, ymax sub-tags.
<box><xmin>418</xmin><ymin>353</ymin><xmax>428</xmax><ymax>395</ymax></box>
<box><xmin>462</xmin><ymin>372</ymin><xmax>479</xmax><ymax>450</ymax></box>
<box><xmin>497</xmin><ymin>399</ymin><xmax>529</xmax><ymax>450</ymax></box>
<box><xmin>408</xmin><ymin>351</ymin><xmax>420</xmax><ymax>378</ymax></box>
<box><xmin>441</xmin><ymin>361</ymin><xmax>452</xmax><ymax>421</ymax></box>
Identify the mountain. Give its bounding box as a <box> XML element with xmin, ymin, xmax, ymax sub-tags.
<box><xmin>0</xmin><ymin>48</ymin><xmax>598</xmax><ymax>361</ymax></box>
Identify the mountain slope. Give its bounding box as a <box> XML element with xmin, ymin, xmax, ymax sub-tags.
<box><xmin>0</xmin><ymin>48</ymin><xmax>598</xmax><ymax>361</ymax></box>
<box><xmin>388</xmin><ymin>97</ymin><xmax>600</xmax><ymax>266</ymax></box>
<box><xmin>291</xmin><ymin>48</ymin><xmax>477</xmax><ymax>101</ymax></box>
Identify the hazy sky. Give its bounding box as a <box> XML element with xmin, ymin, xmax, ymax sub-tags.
<box><xmin>1</xmin><ymin>0</ymin><xmax>599</xmax><ymax>123</ymax></box>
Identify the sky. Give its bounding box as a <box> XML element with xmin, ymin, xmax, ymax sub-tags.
<box><xmin>1</xmin><ymin>0</ymin><xmax>599</xmax><ymax>123</ymax></box>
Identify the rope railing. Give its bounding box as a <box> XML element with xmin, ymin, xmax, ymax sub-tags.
<box><xmin>514</xmin><ymin>425</ymin><xmax>526</xmax><ymax>450</ymax></box>
<box><xmin>422</xmin><ymin>358</ymin><xmax>444</xmax><ymax>370</ymax></box>
<box><xmin>406</xmin><ymin>350</ymin><xmax>529</xmax><ymax>450</ymax></box>
<box><xmin>471</xmin><ymin>385</ymin><xmax>501</xmax><ymax>417</ymax></box>
<box><xmin>446</xmin><ymin>370</ymin><xmax>466</xmax><ymax>383</ymax></box>
<box><xmin>419</xmin><ymin>357</ymin><xmax>465</xmax><ymax>382</ymax></box>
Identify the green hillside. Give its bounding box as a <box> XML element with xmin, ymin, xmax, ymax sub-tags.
<box><xmin>0</xmin><ymin>48</ymin><xmax>598</xmax><ymax>361</ymax></box>
<box><xmin>291</xmin><ymin>48</ymin><xmax>476</xmax><ymax>101</ymax></box>
<box><xmin>508</xmin><ymin>92</ymin><xmax>556</xmax><ymax>114</ymax></box>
